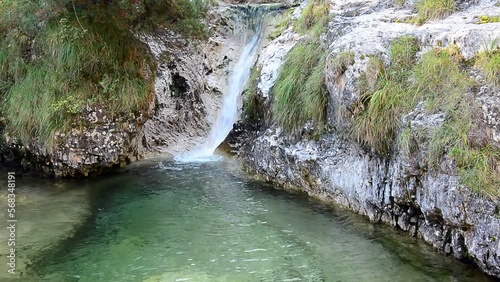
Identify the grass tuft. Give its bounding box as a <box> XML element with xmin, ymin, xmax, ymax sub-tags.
<box><xmin>268</xmin><ymin>10</ymin><xmax>293</xmax><ymax>40</ymax></box>
<box><xmin>352</xmin><ymin>38</ymin><xmax>499</xmax><ymax>198</ymax></box>
<box><xmin>272</xmin><ymin>42</ymin><xmax>327</xmax><ymax>132</ymax></box>
<box><xmin>398</xmin><ymin>125</ymin><xmax>418</xmax><ymax>157</ymax></box>
<box><xmin>412</xmin><ymin>49</ymin><xmax>500</xmax><ymax>198</ymax></box>
<box><xmin>353</xmin><ymin>37</ymin><xmax>419</xmax><ymax>154</ymax></box>
<box><xmin>359</xmin><ymin>56</ymin><xmax>386</xmax><ymax>96</ymax></box>
<box><xmin>390</xmin><ymin>36</ymin><xmax>420</xmax><ymax>72</ymax></box>
<box><xmin>451</xmin><ymin>146</ymin><xmax>500</xmax><ymax>199</ymax></box>
<box><xmin>412</xmin><ymin>47</ymin><xmax>471</xmax><ymax>112</ymax></box>
<box><xmin>330</xmin><ymin>51</ymin><xmax>355</xmax><ymax>75</ymax></box>
<box><xmin>270</xmin><ymin>0</ymin><xmax>333</xmax><ymax>133</ymax></box>
<box><xmin>427</xmin><ymin>95</ymin><xmax>472</xmax><ymax>166</ymax></box>
<box><xmin>475</xmin><ymin>42</ymin><xmax>500</xmax><ymax>85</ymax></box>
<box><xmin>416</xmin><ymin>0</ymin><xmax>456</xmax><ymax>24</ymax></box>
<box><xmin>0</xmin><ymin>2</ymin><xmax>159</xmax><ymax>145</ymax></box>
<box><xmin>353</xmin><ymin>78</ymin><xmax>407</xmax><ymax>154</ymax></box>
<box><xmin>0</xmin><ymin>0</ymin><xmax>211</xmax><ymax>145</ymax></box>
<box><xmin>295</xmin><ymin>0</ymin><xmax>331</xmax><ymax>37</ymax></box>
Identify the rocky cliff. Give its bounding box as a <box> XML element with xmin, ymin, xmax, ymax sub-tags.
<box><xmin>0</xmin><ymin>3</ymin><xmax>281</xmax><ymax>177</ymax></box>
<box><xmin>0</xmin><ymin>0</ymin><xmax>498</xmax><ymax>277</ymax></box>
<box><xmin>230</xmin><ymin>0</ymin><xmax>500</xmax><ymax>277</ymax></box>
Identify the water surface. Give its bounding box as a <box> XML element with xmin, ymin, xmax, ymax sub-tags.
<box><xmin>25</xmin><ymin>159</ymin><xmax>493</xmax><ymax>281</ymax></box>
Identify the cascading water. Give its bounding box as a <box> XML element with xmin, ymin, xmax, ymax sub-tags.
<box><xmin>175</xmin><ymin>23</ymin><xmax>264</xmax><ymax>162</ymax></box>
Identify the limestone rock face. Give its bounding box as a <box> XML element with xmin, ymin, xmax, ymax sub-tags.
<box><xmin>224</xmin><ymin>0</ymin><xmax>301</xmax><ymax>5</ymax></box>
<box><xmin>50</xmin><ymin>108</ymin><xmax>146</xmax><ymax>177</ymax></box>
<box><xmin>231</xmin><ymin>0</ymin><xmax>500</xmax><ymax>277</ymax></box>
<box><xmin>136</xmin><ymin>33</ymin><xmax>214</xmax><ymax>158</ymax></box>
<box><xmin>238</xmin><ymin>126</ymin><xmax>500</xmax><ymax>277</ymax></box>
<box><xmin>0</xmin><ymin>102</ymin><xmax>147</xmax><ymax>177</ymax></box>
<box><xmin>0</xmin><ymin>4</ymin><xmax>272</xmax><ymax>176</ymax></box>
<box><xmin>138</xmin><ymin>4</ymin><xmax>283</xmax><ymax>157</ymax></box>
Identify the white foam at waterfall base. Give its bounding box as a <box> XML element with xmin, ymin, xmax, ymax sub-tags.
<box><xmin>175</xmin><ymin>27</ymin><xmax>263</xmax><ymax>163</ymax></box>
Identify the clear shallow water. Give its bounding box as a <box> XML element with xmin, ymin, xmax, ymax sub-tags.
<box><xmin>27</xmin><ymin>159</ymin><xmax>494</xmax><ymax>282</ymax></box>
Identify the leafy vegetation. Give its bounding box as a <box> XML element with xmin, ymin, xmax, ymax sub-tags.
<box><xmin>0</xmin><ymin>0</ymin><xmax>210</xmax><ymax>145</ymax></box>
<box><xmin>397</xmin><ymin>125</ymin><xmax>418</xmax><ymax>157</ymax></box>
<box><xmin>354</xmin><ymin>76</ymin><xmax>409</xmax><ymax>154</ymax></box>
<box><xmin>428</xmin><ymin>100</ymin><xmax>498</xmax><ymax>197</ymax></box>
<box><xmin>390</xmin><ymin>36</ymin><xmax>420</xmax><ymax>73</ymax></box>
<box><xmin>416</xmin><ymin>0</ymin><xmax>456</xmax><ymax>24</ymax></box>
<box><xmin>352</xmin><ymin>36</ymin><xmax>499</xmax><ymax>198</ymax></box>
<box><xmin>295</xmin><ymin>0</ymin><xmax>331</xmax><ymax>37</ymax></box>
<box><xmin>427</xmin><ymin>79</ymin><xmax>499</xmax><ymax>199</ymax></box>
<box><xmin>269</xmin><ymin>0</ymin><xmax>331</xmax><ymax>133</ymax></box>
<box><xmin>272</xmin><ymin>42</ymin><xmax>327</xmax><ymax>132</ymax></box>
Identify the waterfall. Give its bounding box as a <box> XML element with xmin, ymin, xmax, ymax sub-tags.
<box><xmin>175</xmin><ymin>23</ymin><xmax>264</xmax><ymax>162</ymax></box>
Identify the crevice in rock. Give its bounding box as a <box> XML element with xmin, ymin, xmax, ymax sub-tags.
<box><xmin>169</xmin><ymin>73</ymin><xmax>190</xmax><ymax>97</ymax></box>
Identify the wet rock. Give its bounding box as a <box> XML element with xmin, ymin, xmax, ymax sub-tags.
<box><xmin>0</xmin><ymin>3</ymin><xmax>279</xmax><ymax>176</ymax></box>
<box><xmin>232</xmin><ymin>0</ymin><xmax>500</xmax><ymax>278</ymax></box>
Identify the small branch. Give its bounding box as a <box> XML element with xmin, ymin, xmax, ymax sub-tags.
<box><xmin>72</xmin><ymin>0</ymin><xmax>86</xmax><ymax>33</ymax></box>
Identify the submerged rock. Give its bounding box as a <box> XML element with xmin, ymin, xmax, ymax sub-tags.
<box><xmin>0</xmin><ymin>178</ymin><xmax>92</xmax><ymax>279</ymax></box>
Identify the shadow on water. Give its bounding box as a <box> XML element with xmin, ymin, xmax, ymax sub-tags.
<box><xmin>244</xmin><ymin>183</ymin><xmax>494</xmax><ymax>282</ymax></box>
<box><xmin>16</xmin><ymin>158</ymin><xmax>497</xmax><ymax>282</ymax></box>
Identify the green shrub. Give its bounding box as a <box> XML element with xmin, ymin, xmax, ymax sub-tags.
<box><xmin>0</xmin><ymin>0</ymin><xmax>210</xmax><ymax>36</ymax></box>
<box><xmin>259</xmin><ymin>0</ymin><xmax>332</xmax><ymax>134</ymax></box>
<box><xmin>272</xmin><ymin>42</ymin><xmax>327</xmax><ymax>132</ymax></box>
<box><xmin>410</xmin><ymin>49</ymin><xmax>500</xmax><ymax>198</ymax></box>
<box><xmin>427</xmin><ymin>94</ymin><xmax>472</xmax><ymax>166</ymax></box>
<box><xmin>0</xmin><ymin>2</ymin><xmax>158</xmax><ymax>144</ymax></box>
<box><xmin>295</xmin><ymin>0</ymin><xmax>331</xmax><ymax>37</ymax></box>
<box><xmin>359</xmin><ymin>56</ymin><xmax>386</xmax><ymax>95</ymax></box>
<box><xmin>398</xmin><ymin>125</ymin><xmax>418</xmax><ymax>157</ymax></box>
<box><xmin>416</xmin><ymin>0</ymin><xmax>456</xmax><ymax>24</ymax></box>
